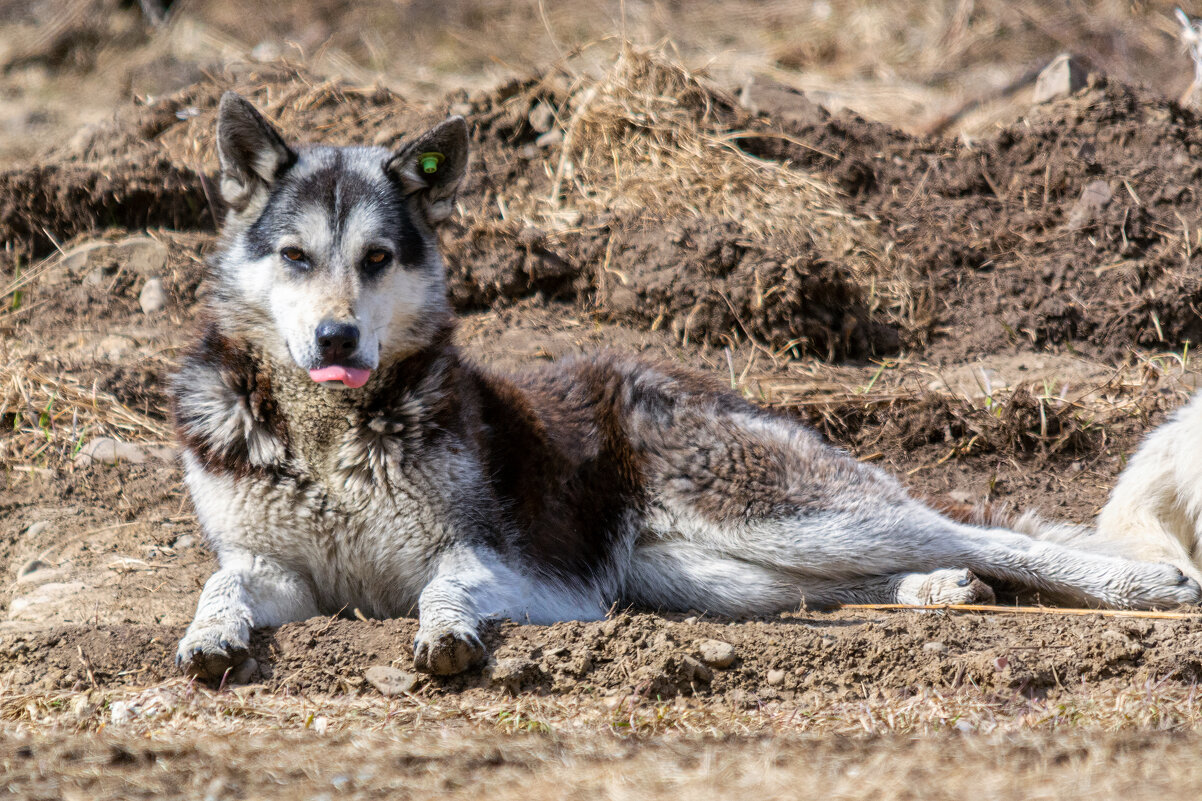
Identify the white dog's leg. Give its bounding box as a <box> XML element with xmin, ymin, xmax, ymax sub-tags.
<box><xmin>177</xmin><ymin>551</ymin><xmax>318</xmax><ymax>680</ymax></box>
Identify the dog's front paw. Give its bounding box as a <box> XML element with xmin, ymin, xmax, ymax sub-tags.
<box><xmin>413</xmin><ymin>625</ymin><xmax>486</xmax><ymax>675</ymax></box>
<box><xmin>897</xmin><ymin>569</ymin><xmax>996</xmax><ymax>606</ymax></box>
<box><xmin>176</xmin><ymin>620</ymin><xmax>250</xmax><ymax>681</ymax></box>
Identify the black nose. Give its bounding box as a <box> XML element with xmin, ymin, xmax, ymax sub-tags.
<box><xmin>315</xmin><ymin>321</ymin><xmax>360</xmax><ymax>363</ymax></box>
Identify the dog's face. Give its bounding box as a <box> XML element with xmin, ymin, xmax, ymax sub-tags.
<box><xmin>210</xmin><ymin>92</ymin><xmax>467</xmax><ymax>389</ymax></box>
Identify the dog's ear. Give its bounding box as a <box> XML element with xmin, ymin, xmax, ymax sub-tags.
<box><xmin>216</xmin><ymin>92</ymin><xmax>295</xmax><ymax>212</ymax></box>
<box><xmin>386</xmin><ymin>117</ymin><xmax>469</xmax><ymax>225</ymax></box>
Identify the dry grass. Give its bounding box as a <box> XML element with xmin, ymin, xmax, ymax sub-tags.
<box><xmin>491</xmin><ymin>45</ymin><xmax>914</xmax><ymax>337</ymax></box>
<box><xmin>0</xmin><ymin>357</ymin><xmax>171</xmax><ymax>470</ymax></box>
<box><xmin>5</xmin><ymin>672</ymin><xmax>1202</xmax><ymax>739</ymax></box>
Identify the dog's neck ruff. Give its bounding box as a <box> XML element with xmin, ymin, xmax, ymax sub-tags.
<box><xmin>173</xmin><ymin>316</ymin><xmax>461</xmax><ymax>478</ymax></box>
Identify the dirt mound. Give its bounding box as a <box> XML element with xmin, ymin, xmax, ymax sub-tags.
<box><xmin>745</xmin><ymin>74</ymin><xmax>1202</xmax><ymax>361</ymax></box>
<box><xmin>3</xmin><ymin>54</ymin><xmax>903</xmax><ymax>359</ymax></box>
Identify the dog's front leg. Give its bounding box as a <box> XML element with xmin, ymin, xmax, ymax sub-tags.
<box><xmin>414</xmin><ymin>545</ymin><xmax>523</xmax><ymax>675</ymax></box>
<box><xmin>177</xmin><ymin>551</ymin><xmax>318</xmax><ymax>680</ymax></box>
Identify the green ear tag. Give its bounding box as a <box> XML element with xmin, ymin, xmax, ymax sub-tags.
<box><xmin>419</xmin><ymin>152</ymin><xmax>444</xmax><ymax>174</ymax></box>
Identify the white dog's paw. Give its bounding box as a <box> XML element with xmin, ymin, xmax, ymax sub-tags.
<box><xmin>176</xmin><ymin>619</ymin><xmax>250</xmax><ymax>681</ymax></box>
<box><xmin>1113</xmin><ymin>563</ymin><xmax>1202</xmax><ymax>609</ymax></box>
<box><xmin>412</xmin><ymin>624</ymin><xmax>486</xmax><ymax>676</ymax></box>
<box><xmin>896</xmin><ymin>569</ymin><xmax>996</xmax><ymax>606</ymax></box>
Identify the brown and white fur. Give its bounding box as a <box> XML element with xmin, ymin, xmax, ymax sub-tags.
<box><xmin>173</xmin><ymin>93</ymin><xmax>1201</xmax><ymax>680</ymax></box>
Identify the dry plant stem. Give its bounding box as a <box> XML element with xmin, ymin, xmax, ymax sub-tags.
<box><xmin>838</xmin><ymin>603</ymin><xmax>1202</xmax><ymax>619</ymax></box>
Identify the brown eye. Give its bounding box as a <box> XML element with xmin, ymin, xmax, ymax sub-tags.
<box><xmin>363</xmin><ymin>248</ymin><xmax>391</xmax><ymax>274</ymax></box>
<box><xmin>280</xmin><ymin>247</ymin><xmax>307</xmax><ymax>264</ymax></box>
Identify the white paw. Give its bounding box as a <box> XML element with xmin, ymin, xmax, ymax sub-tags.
<box><xmin>1110</xmin><ymin>562</ymin><xmax>1202</xmax><ymax>609</ymax></box>
<box><xmin>176</xmin><ymin>618</ymin><xmax>250</xmax><ymax>681</ymax></box>
<box><xmin>413</xmin><ymin>624</ymin><xmax>486</xmax><ymax>676</ymax></box>
<box><xmin>896</xmin><ymin>569</ymin><xmax>996</xmax><ymax>605</ymax></box>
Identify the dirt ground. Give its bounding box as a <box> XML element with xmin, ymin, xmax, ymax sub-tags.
<box><xmin>4</xmin><ymin>2</ymin><xmax>1202</xmax><ymax>799</ymax></box>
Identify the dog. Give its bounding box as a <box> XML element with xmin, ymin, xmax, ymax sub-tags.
<box><xmin>173</xmin><ymin>92</ymin><xmax>1202</xmax><ymax>679</ymax></box>
<box><xmin>1087</xmin><ymin>390</ymin><xmax>1202</xmax><ymax>586</ymax></box>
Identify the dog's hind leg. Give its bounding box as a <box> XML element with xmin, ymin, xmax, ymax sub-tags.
<box><xmin>643</xmin><ymin>408</ymin><xmax>1201</xmax><ymax>611</ymax></box>
<box><xmin>177</xmin><ymin>551</ymin><xmax>319</xmax><ymax>681</ymax></box>
<box><xmin>625</xmin><ymin>542</ymin><xmax>994</xmax><ymax>614</ymax></box>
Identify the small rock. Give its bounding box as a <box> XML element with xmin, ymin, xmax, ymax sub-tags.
<box><xmin>364</xmin><ymin>665</ymin><xmax>417</xmax><ymax>697</ymax></box>
<box><xmin>16</xmin><ymin>558</ymin><xmax>51</xmax><ymax>580</ymax></box>
<box><xmin>681</xmin><ymin>655</ymin><xmax>713</xmax><ymax>684</ymax></box>
<box><xmin>766</xmin><ymin>669</ymin><xmax>786</xmax><ymax>686</ymax></box>
<box><xmin>528</xmin><ymin>101</ymin><xmax>556</xmax><ymax>133</ymax></box>
<box><xmin>74</xmin><ymin>438</ymin><xmax>173</xmax><ymax>467</ymax></box>
<box><xmin>992</xmin><ymin>656</ymin><xmax>1010</xmax><ymax>671</ymax></box>
<box><xmin>922</xmin><ymin>641</ymin><xmax>948</xmax><ymax>654</ymax></box>
<box><xmin>109</xmin><ymin>700</ymin><xmax>134</xmax><ymax>725</ymax></box>
<box><xmin>535</xmin><ymin>127</ymin><xmax>563</xmax><ymax>148</ymax></box>
<box><xmin>172</xmin><ymin>534</ymin><xmax>198</xmax><ymax>551</ymax></box>
<box><xmin>697</xmin><ymin>639</ymin><xmax>736</xmax><ymax>668</ymax></box>
<box><xmin>24</xmin><ymin>521</ymin><xmax>51</xmax><ymax>538</ymax></box>
<box><xmin>229</xmin><ymin>657</ymin><xmax>259</xmax><ymax>685</ymax></box>
<box><xmin>1066</xmin><ymin>180</ymin><xmax>1112</xmax><ymax>230</ymax></box>
<box><xmin>738</xmin><ymin>76</ymin><xmax>829</xmax><ymax>127</ymax></box>
<box><xmin>139</xmin><ymin>278</ymin><xmax>167</xmax><ymax>314</ymax></box>
<box><xmin>681</xmin><ymin>616</ymin><xmax>698</xmax><ymax>625</ymax></box>
<box><xmin>71</xmin><ymin>694</ymin><xmax>94</xmax><ymax>720</ymax></box>
<box><xmin>74</xmin><ymin>438</ymin><xmax>148</xmax><ymax>466</ymax></box>
<box><xmin>117</xmin><ymin>237</ymin><xmax>169</xmax><ymax>277</ymax></box>
<box><xmin>1033</xmin><ymin>53</ymin><xmax>1088</xmax><ymax>104</ymax></box>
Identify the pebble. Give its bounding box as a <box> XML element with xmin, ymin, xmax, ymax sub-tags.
<box><xmin>24</xmin><ymin>521</ymin><xmax>51</xmax><ymax>538</ymax></box>
<box><xmin>528</xmin><ymin>101</ymin><xmax>555</xmax><ymax>133</ymax></box>
<box><xmin>681</xmin><ymin>654</ymin><xmax>713</xmax><ymax>684</ymax></box>
<box><xmin>922</xmin><ymin>641</ymin><xmax>948</xmax><ymax>654</ymax></box>
<box><xmin>1066</xmin><ymin>180</ymin><xmax>1112</xmax><ymax>230</ymax></box>
<box><xmin>74</xmin><ymin>438</ymin><xmax>175</xmax><ymax>466</ymax></box>
<box><xmin>364</xmin><ymin>665</ymin><xmax>418</xmax><ymax>697</ymax></box>
<box><xmin>16</xmin><ymin>558</ymin><xmax>51</xmax><ymax>581</ymax></box>
<box><xmin>536</xmin><ymin>127</ymin><xmax>564</xmax><ymax>148</ymax></box>
<box><xmin>172</xmin><ymin>534</ymin><xmax>198</xmax><ymax>551</ymax></box>
<box><xmin>1033</xmin><ymin>53</ymin><xmax>1087</xmax><ymax>104</ymax></box>
<box><xmin>697</xmin><ymin>639</ymin><xmax>736</xmax><ymax>668</ymax></box>
<box><xmin>766</xmin><ymin>669</ymin><xmax>786</xmax><ymax>686</ymax></box>
<box><xmin>230</xmin><ymin>657</ymin><xmax>259</xmax><ymax>685</ymax></box>
<box><xmin>139</xmin><ymin>278</ymin><xmax>167</xmax><ymax>314</ymax></box>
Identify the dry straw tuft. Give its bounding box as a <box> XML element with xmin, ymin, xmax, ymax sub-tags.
<box><xmin>503</xmin><ymin>46</ymin><xmax>913</xmax><ymax>334</ymax></box>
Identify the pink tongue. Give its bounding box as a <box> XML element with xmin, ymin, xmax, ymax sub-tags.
<box><xmin>308</xmin><ymin>366</ymin><xmax>372</xmax><ymax>388</ymax></box>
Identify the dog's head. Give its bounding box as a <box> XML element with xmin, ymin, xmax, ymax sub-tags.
<box><xmin>209</xmin><ymin>92</ymin><xmax>467</xmax><ymax>389</ymax></box>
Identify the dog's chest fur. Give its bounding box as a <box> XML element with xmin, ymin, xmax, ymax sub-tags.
<box><xmin>175</xmin><ymin>328</ymin><xmax>481</xmax><ymax>616</ymax></box>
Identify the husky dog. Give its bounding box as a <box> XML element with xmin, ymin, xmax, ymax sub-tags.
<box><xmin>173</xmin><ymin>93</ymin><xmax>1200</xmax><ymax>679</ymax></box>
